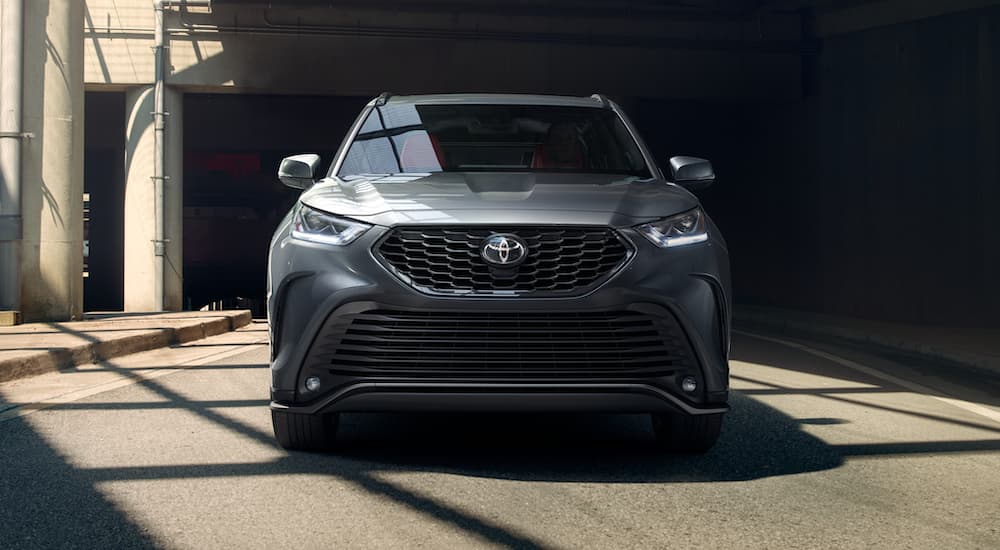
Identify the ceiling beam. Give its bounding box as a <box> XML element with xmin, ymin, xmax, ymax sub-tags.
<box><xmin>207</xmin><ymin>0</ymin><xmax>763</xmax><ymax>20</ymax></box>
<box><xmin>812</xmin><ymin>0</ymin><xmax>1000</xmax><ymax>37</ymax></box>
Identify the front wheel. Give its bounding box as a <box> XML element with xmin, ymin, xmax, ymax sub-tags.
<box><xmin>271</xmin><ymin>409</ymin><xmax>340</xmax><ymax>452</ymax></box>
<box><xmin>651</xmin><ymin>412</ymin><xmax>723</xmax><ymax>453</ymax></box>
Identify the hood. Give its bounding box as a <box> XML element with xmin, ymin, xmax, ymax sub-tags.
<box><xmin>299</xmin><ymin>172</ymin><xmax>698</xmax><ymax>227</ymax></box>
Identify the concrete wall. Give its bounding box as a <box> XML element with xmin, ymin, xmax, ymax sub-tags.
<box><xmin>83</xmin><ymin>0</ymin><xmax>157</xmax><ymax>84</ymax></box>
<box><xmin>711</xmin><ymin>6</ymin><xmax>1000</xmax><ymax>327</ymax></box>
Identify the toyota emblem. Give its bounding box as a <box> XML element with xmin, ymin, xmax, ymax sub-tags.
<box><xmin>480</xmin><ymin>234</ymin><xmax>528</xmax><ymax>267</ymax></box>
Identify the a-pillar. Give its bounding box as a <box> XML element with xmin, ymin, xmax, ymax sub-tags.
<box><xmin>123</xmin><ymin>86</ymin><xmax>183</xmax><ymax>312</ymax></box>
<box><xmin>19</xmin><ymin>0</ymin><xmax>85</xmax><ymax>321</ymax></box>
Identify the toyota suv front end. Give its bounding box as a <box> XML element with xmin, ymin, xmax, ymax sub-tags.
<box><xmin>268</xmin><ymin>93</ymin><xmax>731</xmax><ymax>453</ymax></box>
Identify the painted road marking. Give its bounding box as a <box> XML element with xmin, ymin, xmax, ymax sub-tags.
<box><xmin>736</xmin><ymin>329</ymin><xmax>1000</xmax><ymax>426</ymax></box>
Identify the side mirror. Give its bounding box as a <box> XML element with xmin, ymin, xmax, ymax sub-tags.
<box><xmin>669</xmin><ymin>156</ymin><xmax>715</xmax><ymax>191</ymax></box>
<box><xmin>278</xmin><ymin>154</ymin><xmax>321</xmax><ymax>189</ymax></box>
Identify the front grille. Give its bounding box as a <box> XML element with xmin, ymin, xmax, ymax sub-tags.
<box><xmin>304</xmin><ymin>309</ymin><xmax>696</xmax><ymax>379</ymax></box>
<box><xmin>375</xmin><ymin>226</ymin><xmax>630</xmax><ymax>296</ymax></box>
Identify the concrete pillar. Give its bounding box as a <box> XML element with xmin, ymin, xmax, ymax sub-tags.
<box><xmin>19</xmin><ymin>0</ymin><xmax>85</xmax><ymax>322</ymax></box>
<box><xmin>0</xmin><ymin>0</ymin><xmax>25</xmax><ymax>322</ymax></box>
<box><xmin>124</xmin><ymin>85</ymin><xmax>183</xmax><ymax>311</ymax></box>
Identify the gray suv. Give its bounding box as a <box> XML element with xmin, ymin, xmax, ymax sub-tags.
<box><xmin>268</xmin><ymin>93</ymin><xmax>730</xmax><ymax>453</ymax></box>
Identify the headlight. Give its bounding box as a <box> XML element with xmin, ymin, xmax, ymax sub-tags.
<box><xmin>291</xmin><ymin>203</ymin><xmax>370</xmax><ymax>246</ymax></box>
<box><xmin>636</xmin><ymin>207</ymin><xmax>709</xmax><ymax>248</ymax></box>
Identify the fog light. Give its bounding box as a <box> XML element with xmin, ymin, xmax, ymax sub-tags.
<box><xmin>305</xmin><ymin>376</ymin><xmax>321</xmax><ymax>392</ymax></box>
<box><xmin>681</xmin><ymin>376</ymin><xmax>698</xmax><ymax>393</ymax></box>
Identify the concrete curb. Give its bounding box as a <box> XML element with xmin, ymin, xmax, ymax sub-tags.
<box><xmin>0</xmin><ymin>311</ymin><xmax>253</xmax><ymax>384</ymax></box>
<box><xmin>735</xmin><ymin>309</ymin><xmax>1000</xmax><ymax>379</ymax></box>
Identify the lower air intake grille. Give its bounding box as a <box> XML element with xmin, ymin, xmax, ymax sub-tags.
<box><xmin>306</xmin><ymin>309</ymin><xmax>696</xmax><ymax>379</ymax></box>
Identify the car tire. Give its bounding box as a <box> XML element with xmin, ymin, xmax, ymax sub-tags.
<box><xmin>271</xmin><ymin>409</ymin><xmax>339</xmax><ymax>451</ymax></box>
<box><xmin>651</xmin><ymin>412</ymin><xmax>723</xmax><ymax>453</ymax></box>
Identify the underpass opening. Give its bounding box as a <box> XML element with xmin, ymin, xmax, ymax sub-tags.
<box><xmin>182</xmin><ymin>93</ymin><xmax>368</xmax><ymax>315</ymax></box>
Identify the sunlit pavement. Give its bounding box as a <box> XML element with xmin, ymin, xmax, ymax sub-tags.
<box><xmin>2</xmin><ymin>323</ymin><xmax>999</xmax><ymax>549</ymax></box>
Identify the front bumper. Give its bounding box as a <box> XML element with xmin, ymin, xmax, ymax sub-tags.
<box><xmin>268</xmin><ymin>225</ymin><xmax>731</xmax><ymax>416</ymax></box>
<box><xmin>273</xmin><ymin>384</ymin><xmax>728</xmax><ymax>416</ymax></box>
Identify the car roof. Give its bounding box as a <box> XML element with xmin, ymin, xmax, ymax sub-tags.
<box><xmin>379</xmin><ymin>93</ymin><xmax>608</xmax><ymax>108</ymax></box>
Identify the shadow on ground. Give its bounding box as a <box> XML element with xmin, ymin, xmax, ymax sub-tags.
<box><xmin>1</xmin><ymin>389</ymin><xmax>844</xmax><ymax>550</ymax></box>
<box><xmin>0</xmin><ymin>414</ymin><xmax>158</xmax><ymax>550</ymax></box>
<box><xmin>6</xmin><ymin>333</ymin><xmax>1000</xmax><ymax>549</ymax></box>
<box><xmin>326</xmin><ymin>392</ymin><xmax>842</xmax><ymax>483</ymax></box>
<box><xmin>732</xmin><ymin>329</ymin><xmax>1000</xmax><ymax>409</ymax></box>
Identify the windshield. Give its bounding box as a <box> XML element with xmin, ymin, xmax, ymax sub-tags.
<box><xmin>336</xmin><ymin>103</ymin><xmax>651</xmax><ymax>179</ymax></box>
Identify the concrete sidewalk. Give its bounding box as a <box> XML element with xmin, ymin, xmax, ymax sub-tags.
<box><xmin>736</xmin><ymin>305</ymin><xmax>1000</xmax><ymax>377</ymax></box>
<box><xmin>0</xmin><ymin>311</ymin><xmax>253</xmax><ymax>383</ymax></box>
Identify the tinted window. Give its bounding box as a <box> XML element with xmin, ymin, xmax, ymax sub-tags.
<box><xmin>338</xmin><ymin>104</ymin><xmax>650</xmax><ymax>178</ymax></box>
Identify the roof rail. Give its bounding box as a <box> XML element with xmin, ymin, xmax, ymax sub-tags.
<box><xmin>590</xmin><ymin>94</ymin><xmax>610</xmax><ymax>108</ymax></box>
<box><xmin>375</xmin><ymin>92</ymin><xmax>393</xmax><ymax>106</ymax></box>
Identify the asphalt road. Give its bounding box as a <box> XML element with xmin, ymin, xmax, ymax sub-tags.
<box><xmin>1</xmin><ymin>323</ymin><xmax>999</xmax><ymax>549</ymax></box>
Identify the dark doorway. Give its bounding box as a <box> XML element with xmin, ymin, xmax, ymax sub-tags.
<box><xmin>83</xmin><ymin>92</ymin><xmax>126</xmax><ymax>312</ymax></box>
<box><xmin>182</xmin><ymin>94</ymin><xmax>369</xmax><ymax>315</ymax></box>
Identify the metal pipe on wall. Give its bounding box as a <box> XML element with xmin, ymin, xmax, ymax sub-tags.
<box><xmin>148</xmin><ymin>0</ymin><xmax>210</xmax><ymax>311</ymax></box>
<box><xmin>0</xmin><ymin>0</ymin><xmax>25</xmax><ymax>314</ymax></box>
<box><xmin>152</xmin><ymin>0</ymin><xmax>171</xmax><ymax>312</ymax></box>
<box><xmin>164</xmin><ymin>0</ymin><xmax>212</xmax><ymax>7</ymax></box>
